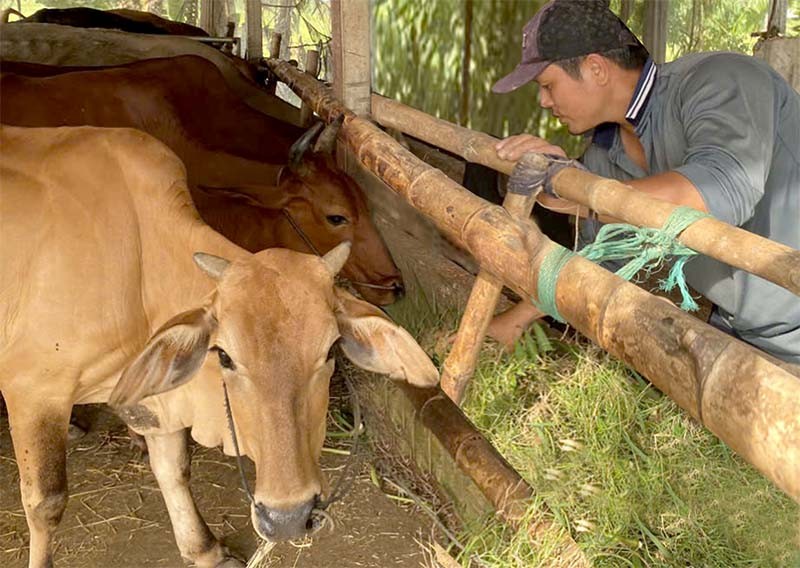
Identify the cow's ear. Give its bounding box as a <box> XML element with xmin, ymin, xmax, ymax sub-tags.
<box><xmin>333</xmin><ymin>288</ymin><xmax>439</xmax><ymax>387</ymax></box>
<box><xmin>196</xmin><ymin>184</ymin><xmax>289</xmax><ymax>210</ymax></box>
<box><xmin>109</xmin><ymin>307</ymin><xmax>217</xmax><ymax>408</ymax></box>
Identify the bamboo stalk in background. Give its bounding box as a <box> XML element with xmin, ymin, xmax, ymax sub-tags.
<box><xmin>371</xmin><ymin>94</ymin><xmax>800</xmax><ymax>298</ymax></box>
<box><xmin>264</xmin><ymin>58</ymin><xmax>800</xmax><ymax>502</ymax></box>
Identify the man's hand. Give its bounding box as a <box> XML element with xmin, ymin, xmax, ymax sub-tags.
<box><xmin>536</xmin><ymin>192</ymin><xmax>584</xmax><ymax>215</ymax></box>
<box><xmin>495</xmin><ymin>134</ymin><xmax>566</xmax><ymax>161</ymax></box>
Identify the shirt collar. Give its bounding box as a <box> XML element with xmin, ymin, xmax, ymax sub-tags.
<box><xmin>624</xmin><ymin>57</ymin><xmax>657</xmax><ymax>126</ymax></box>
<box><xmin>591</xmin><ymin>123</ymin><xmax>617</xmax><ymax>149</ymax></box>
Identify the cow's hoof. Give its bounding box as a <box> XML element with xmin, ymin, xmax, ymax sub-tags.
<box><xmin>215</xmin><ymin>558</ymin><xmax>245</xmax><ymax>568</ymax></box>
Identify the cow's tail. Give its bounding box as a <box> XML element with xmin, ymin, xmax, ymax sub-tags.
<box><xmin>1</xmin><ymin>8</ymin><xmax>25</xmax><ymax>24</ymax></box>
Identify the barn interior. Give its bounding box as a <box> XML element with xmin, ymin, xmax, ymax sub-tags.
<box><xmin>1</xmin><ymin>1</ymin><xmax>799</xmax><ymax>568</ymax></box>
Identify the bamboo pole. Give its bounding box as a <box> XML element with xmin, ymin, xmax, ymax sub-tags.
<box><xmin>371</xmin><ymin>94</ymin><xmax>800</xmax><ymax>298</ymax></box>
<box><xmin>264</xmin><ymin>58</ymin><xmax>800</xmax><ymax>502</ymax></box>
<box><xmin>264</xmin><ymin>32</ymin><xmax>282</xmax><ymax>95</ymax></box>
<box><xmin>399</xmin><ymin>383</ymin><xmax>589</xmax><ymax>566</ymax></box>
<box><xmin>299</xmin><ymin>50</ymin><xmax>320</xmax><ymax>127</ymax></box>
<box><xmin>245</xmin><ymin>0</ymin><xmax>262</xmax><ymax>62</ymax></box>
<box><xmin>440</xmin><ymin>188</ymin><xmax>537</xmax><ymax>404</ymax></box>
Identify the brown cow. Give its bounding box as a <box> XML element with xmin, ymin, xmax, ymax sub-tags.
<box><xmin>0</xmin><ymin>22</ymin><xmax>293</xmax><ymax>120</ymax></box>
<box><xmin>0</xmin><ymin>56</ymin><xmax>404</xmax><ymax>305</ymax></box>
<box><xmin>0</xmin><ymin>125</ymin><xmax>439</xmax><ymax>568</ymax></box>
<box><xmin>5</xmin><ymin>7</ymin><xmax>210</xmax><ymax>36</ymax></box>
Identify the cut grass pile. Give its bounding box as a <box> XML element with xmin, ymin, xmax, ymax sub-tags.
<box><xmin>387</xmin><ymin>295</ymin><xmax>800</xmax><ymax>567</ymax></box>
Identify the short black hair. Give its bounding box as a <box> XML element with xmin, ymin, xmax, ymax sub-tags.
<box><xmin>554</xmin><ymin>44</ymin><xmax>650</xmax><ymax>79</ymax></box>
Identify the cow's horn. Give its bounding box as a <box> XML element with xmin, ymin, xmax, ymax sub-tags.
<box><xmin>193</xmin><ymin>252</ymin><xmax>230</xmax><ymax>280</ymax></box>
<box><xmin>313</xmin><ymin>114</ymin><xmax>344</xmax><ymax>155</ymax></box>
<box><xmin>289</xmin><ymin>121</ymin><xmax>325</xmax><ymax>172</ymax></box>
<box><xmin>322</xmin><ymin>241</ymin><xmax>351</xmax><ymax>276</ymax></box>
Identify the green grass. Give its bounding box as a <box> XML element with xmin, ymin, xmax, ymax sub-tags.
<box><xmin>387</xmin><ymin>292</ymin><xmax>800</xmax><ymax>568</ymax></box>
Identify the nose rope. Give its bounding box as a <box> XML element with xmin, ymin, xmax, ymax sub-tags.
<box><xmin>315</xmin><ymin>374</ymin><xmax>363</xmax><ymax>510</ymax></box>
<box><xmin>280</xmin><ymin>208</ymin><xmax>398</xmax><ymax>292</ymax></box>
<box><xmin>220</xmin><ymin>372</ymin><xmax>362</xmax><ymax>531</ymax></box>
<box><xmin>221</xmin><ymin>377</ymin><xmax>257</xmax><ymax>506</ymax></box>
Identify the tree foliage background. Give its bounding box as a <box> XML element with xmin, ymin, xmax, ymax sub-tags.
<box><xmin>3</xmin><ymin>0</ymin><xmax>797</xmax><ymax>152</ymax></box>
<box><xmin>373</xmin><ymin>0</ymin><xmax>799</xmax><ymax>156</ymax></box>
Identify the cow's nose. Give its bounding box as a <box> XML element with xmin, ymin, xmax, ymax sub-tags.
<box><xmin>392</xmin><ymin>281</ymin><xmax>406</xmax><ymax>299</ymax></box>
<box><xmin>252</xmin><ymin>498</ymin><xmax>316</xmax><ymax>542</ymax></box>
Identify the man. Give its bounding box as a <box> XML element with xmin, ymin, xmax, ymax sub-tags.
<box><xmin>487</xmin><ymin>0</ymin><xmax>800</xmax><ymax>366</ymax></box>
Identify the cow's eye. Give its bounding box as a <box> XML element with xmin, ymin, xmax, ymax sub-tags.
<box><xmin>214</xmin><ymin>347</ymin><xmax>236</xmax><ymax>370</ymax></box>
<box><xmin>326</xmin><ymin>215</ymin><xmax>348</xmax><ymax>226</ymax></box>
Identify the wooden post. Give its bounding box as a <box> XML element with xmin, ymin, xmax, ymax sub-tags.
<box><xmin>299</xmin><ymin>50</ymin><xmax>320</xmax><ymax>127</ymax></box>
<box><xmin>331</xmin><ymin>0</ymin><xmax>371</xmax><ymax>115</ymax></box>
<box><xmin>245</xmin><ymin>0</ymin><xmax>262</xmax><ymax>62</ymax></box>
<box><xmin>264</xmin><ymin>32</ymin><xmax>282</xmax><ymax>95</ymax></box>
<box><xmin>370</xmin><ymin>95</ymin><xmax>800</xmax><ymax>298</ymax></box>
<box><xmin>200</xmin><ymin>0</ymin><xmax>226</xmax><ymax>37</ymax></box>
<box><xmin>643</xmin><ymin>0</ymin><xmax>669</xmax><ymax>63</ymax></box>
<box><xmin>262</xmin><ymin>60</ymin><xmax>800</xmax><ymax>502</ymax></box>
<box><xmin>767</xmin><ymin>0</ymin><xmax>788</xmax><ymax>34</ymax></box>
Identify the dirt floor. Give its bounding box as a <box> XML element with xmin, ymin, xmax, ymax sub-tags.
<box><xmin>0</xmin><ymin>393</ymin><xmax>442</xmax><ymax>568</ymax></box>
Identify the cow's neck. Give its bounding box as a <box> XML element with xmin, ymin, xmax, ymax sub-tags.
<box><xmin>131</xmin><ymin>175</ymin><xmax>248</xmax><ymax>330</ymax></box>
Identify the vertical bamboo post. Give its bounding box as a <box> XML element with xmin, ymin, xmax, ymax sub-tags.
<box><xmin>245</xmin><ymin>0</ymin><xmax>262</xmax><ymax>62</ymax></box>
<box><xmin>264</xmin><ymin>32</ymin><xmax>282</xmax><ymax>95</ymax></box>
<box><xmin>644</xmin><ymin>0</ymin><xmax>669</xmax><ymax>64</ymax></box>
<box><xmin>299</xmin><ymin>50</ymin><xmax>320</xmax><ymax>127</ymax></box>
<box><xmin>441</xmin><ymin>188</ymin><xmax>537</xmax><ymax>404</ymax></box>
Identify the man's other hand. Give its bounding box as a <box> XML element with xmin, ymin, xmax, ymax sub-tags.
<box><xmin>495</xmin><ymin>134</ymin><xmax>567</xmax><ymax>161</ymax></box>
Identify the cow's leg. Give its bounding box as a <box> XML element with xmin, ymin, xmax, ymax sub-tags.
<box><xmin>5</xmin><ymin>394</ymin><xmax>70</xmax><ymax>568</ymax></box>
<box><xmin>146</xmin><ymin>430</ymin><xmax>244</xmax><ymax>568</ymax></box>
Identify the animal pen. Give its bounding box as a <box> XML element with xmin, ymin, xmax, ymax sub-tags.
<box><xmin>1</xmin><ymin>1</ymin><xmax>799</xmax><ymax>567</ymax></box>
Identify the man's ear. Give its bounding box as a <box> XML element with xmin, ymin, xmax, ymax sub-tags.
<box><xmin>108</xmin><ymin>307</ymin><xmax>217</xmax><ymax>408</ymax></box>
<box><xmin>334</xmin><ymin>288</ymin><xmax>439</xmax><ymax>387</ymax></box>
<box><xmin>583</xmin><ymin>53</ymin><xmax>610</xmax><ymax>86</ymax></box>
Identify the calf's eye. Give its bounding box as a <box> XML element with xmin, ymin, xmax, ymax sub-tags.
<box><xmin>326</xmin><ymin>215</ymin><xmax>348</xmax><ymax>226</ymax></box>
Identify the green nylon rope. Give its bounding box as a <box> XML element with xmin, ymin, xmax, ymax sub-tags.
<box><xmin>533</xmin><ymin>206</ymin><xmax>710</xmax><ymax>322</ymax></box>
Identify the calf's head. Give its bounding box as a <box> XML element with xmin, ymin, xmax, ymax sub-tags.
<box><xmin>205</xmin><ymin>119</ymin><xmax>404</xmax><ymax>305</ymax></box>
<box><xmin>109</xmin><ymin>243</ymin><xmax>437</xmax><ymax>541</ymax></box>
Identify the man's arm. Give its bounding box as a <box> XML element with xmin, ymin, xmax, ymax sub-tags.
<box><xmin>536</xmin><ymin>170</ymin><xmax>709</xmax><ymax>221</ymax></box>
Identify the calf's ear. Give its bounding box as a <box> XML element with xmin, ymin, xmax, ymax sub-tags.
<box><xmin>334</xmin><ymin>288</ymin><xmax>439</xmax><ymax>387</ymax></box>
<box><xmin>109</xmin><ymin>307</ymin><xmax>217</xmax><ymax>408</ymax></box>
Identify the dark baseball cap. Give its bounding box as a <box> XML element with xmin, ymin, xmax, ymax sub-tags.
<box><xmin>492</xmin><ymin>0</ymin><xmax>645</xmax><ymax>93</ymax></box>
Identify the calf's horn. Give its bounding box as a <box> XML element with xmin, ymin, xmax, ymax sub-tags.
<box><xmin>289</xmin><ymin>121</ymin><xmax>325</xmax><ymax>172</ymax></box>
<box><xmin>313</xmin><ymin>114</ymin><xmax>345</xmax><ymax>155</ymax></box>
<box><xmin>322</xmin><ymin>241</ymin><xmax>351</xmax><ymax>276</ymax></box>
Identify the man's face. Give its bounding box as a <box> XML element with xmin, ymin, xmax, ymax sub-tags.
<box><xmin>535</xmin><ymin>62</ymin><xmax>604</xmax><ymax>135</ymax></box>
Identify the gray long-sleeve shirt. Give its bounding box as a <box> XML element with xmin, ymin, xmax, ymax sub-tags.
<box><xmin>580</xmin><ymin>52</ymin><xmax>800</xmax><ymax>363</ymax></box>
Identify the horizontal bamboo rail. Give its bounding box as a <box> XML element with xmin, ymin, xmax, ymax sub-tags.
<box><xmin>398</xmin><ymin>382</ymin><xmax>588</xmax><ymax>566</ymax></box>
<box><xmin>371</xmin><ymin>94</ymin><xmax>800</xmax><ymax>298</ymax></box>
<box><xmin>265</xmin><ymin>58</ymin><xmax>800</xmax><ymax>502</ymax></box>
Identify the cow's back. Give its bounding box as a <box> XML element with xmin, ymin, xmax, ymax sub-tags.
<box><xmin>0</xmin><ymin>126</ymin><xmax>197</xmax><ymax>400</ymax></box>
